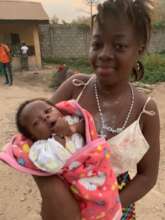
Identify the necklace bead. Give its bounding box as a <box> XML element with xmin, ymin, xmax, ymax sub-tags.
<box><xmin>94</xmin><ymin>81</ymin><xmax>134</xmax><ymax>135</ymax></box>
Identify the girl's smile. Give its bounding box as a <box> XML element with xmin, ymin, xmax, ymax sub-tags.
<box><xmin>97</xmin><ymin>66</ymin><xmax>116</xmax><ymax>77</ymax></box>
<box><xmin>89</xmin><ymin>17</ymin><xmax>141</xmax><ymax>86</ymax></box>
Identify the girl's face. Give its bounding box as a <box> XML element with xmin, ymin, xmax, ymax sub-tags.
<box><xmin>21</xmin><ymin>101</ymin><xmax>63</xmax><ymax>140</ymax></box>
<box><xmin>89</xmin><ymin>17</ymin><xmax>142</xmax><ymax>86</ymax></box>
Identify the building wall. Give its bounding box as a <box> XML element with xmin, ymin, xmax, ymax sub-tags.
<box><xmin>40</xmin><ymin>24</ymin><xmax>165</xmax><ymax>59</ymax></box>
<box><xmin>32</xmin><ymin>24</ymin><xmax>42</xmax><ymax>68</ymax></box>
<box><xmin>0</xmin><ymin>22</ymin><xmax>42</xmax><ymax>70</ymax></box>
<box><xmin>149</xmin><ymin>28</ymin><xmax>165</xmax><ymax>53</ymax></box>
<box><xmin>40</xmin><ymin>24</ymin><xmax>90</xmax><ymax>59</ymax></box>
<box><xmin>0</xmin><ymin>23</ymin><xmax>34</xmax><ymax>45</ymax></box>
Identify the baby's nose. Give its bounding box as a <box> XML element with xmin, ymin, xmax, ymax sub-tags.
<box><xmin>42</xmin><ymin>113</ymin><xmax>50</xmax><ymax>121</ymax></box>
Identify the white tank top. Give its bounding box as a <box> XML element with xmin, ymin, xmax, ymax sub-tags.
<box><xmin>73</xmin><ymin>76</ymin><xmax>155</xmax><ymax>176</ymax></box>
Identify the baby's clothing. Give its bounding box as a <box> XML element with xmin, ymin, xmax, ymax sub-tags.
<box><xmin>29</xmin><ymin>115</ymin><xmax>84</xmax><ymax>173</ymax></box>
<box><xmin>28</xmin><ymin>111</ymin><xmax>122</xmax><ymax>219</ymax></box>
<box><xmin>62</xmin><ymin>139</ymin><xmax>122</xmax><ymax>220</ymax></box>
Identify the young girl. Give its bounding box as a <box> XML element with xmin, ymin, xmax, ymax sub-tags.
<box><xmin>32</xmin><ymin>0</ymin><xmax>160</xmax><ymax>219</ymax></box>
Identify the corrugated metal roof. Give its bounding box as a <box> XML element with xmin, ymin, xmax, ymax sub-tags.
<box><xmin>0</xmin><ymin>0</ymin><xmax>49</xmax><ymax>22</ymax></box>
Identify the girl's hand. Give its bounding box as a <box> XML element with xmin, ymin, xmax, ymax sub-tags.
<box><xmin>33</xmin><ymin>176</ymin><xmax>81</xmax><ymax>220</ymax></box>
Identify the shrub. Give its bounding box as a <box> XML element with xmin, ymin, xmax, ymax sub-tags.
<box><xmin>50</xmin><ymin>64</ymin><xmax>78</xmax><ymax>89</ymax></box>
<box><xmin>142</xmin><ymin>53</ymin><xmax>165</xmax><ymax>84</ymax></box>
<box><xmin>44</xmin><ymin>57</ymin><xmax>92</xmax><ymax>74</ymax></box>
<box><xmin>45</xmin><ymin>54</ymin><xmax>165</xmax><ymax>85</ymax></box>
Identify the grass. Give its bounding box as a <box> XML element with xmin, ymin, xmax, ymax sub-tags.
<box><xmin>44</xmin><ymin>57</ymin><xmax>92</xmax><ymax>74</ymax></box>
<box><xmin>44</xmin><ymin>53</ymin><xmax>165</xmax><ymax>85</ymax></box>
<box><xmin>142</xmin><ymin>53</ymin><xmax>165</xmax><ymax>84</ymax></box>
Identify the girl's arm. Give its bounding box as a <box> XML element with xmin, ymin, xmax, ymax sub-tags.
<box><xmin>33</xmin><ymin>175</ymin><xmax>81</xmax><ymax>220</ymax></box>
<box><xmin>50</xmin><ymin>73</ymin><xmax>90</xmax><ymax>104</ymax></box>
<box><xmin>34</xmin><ymin>74</ymin><xmax>89</xmax><ymax>220</ymax></box>
<box><xmin>119</xmin><ymin>99</ymin><xmax>160</xmax><ymax>208</ymax></box>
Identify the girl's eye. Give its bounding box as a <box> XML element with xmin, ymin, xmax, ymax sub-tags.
<box><xmin>114</xmin><ymin>43</ymin><xmax>128</xmax><ymax>51</ymax></box>
<box><xmin>91</xmin><ymin>41</ymin><xmax>102</xmax><ymax>50</ymax></box>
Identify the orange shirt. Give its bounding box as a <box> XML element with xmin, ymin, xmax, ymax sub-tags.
<box><xmin>0</xmin><ymin>44</ymin><xmax>10</xmax><ymax>63</ymax></box>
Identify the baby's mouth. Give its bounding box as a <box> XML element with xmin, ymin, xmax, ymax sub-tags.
<box><xmin>49</xmin><ymin>121</ymin><xmax>56</xmax><ymax>129</ymax></box>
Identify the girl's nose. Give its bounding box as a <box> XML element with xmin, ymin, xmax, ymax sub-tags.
<box><xmin>98</xmin><ymin>45</ymin><xmax>114</xmax><ymax>61</ymax></box>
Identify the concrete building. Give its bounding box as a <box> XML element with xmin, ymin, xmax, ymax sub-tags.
<box><xmin>0</xmin><ymin>0</ymin><xmax>49</xmax><ymax>70</ymax></box>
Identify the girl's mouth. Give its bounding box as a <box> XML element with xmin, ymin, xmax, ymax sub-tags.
<box><xmin>97</xmin><ymin>66</ymin><xmax>115</xmax><ymax>77</ymax></box>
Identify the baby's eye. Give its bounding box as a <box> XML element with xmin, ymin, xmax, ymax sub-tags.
<box><xmin>45</xmin><ymin>107</ymin><xmax>53</xmax><ymax>114</ymax></box>
<box><xmin>32</xmin><ymin>120</ymin><xmax>39</xmax><ymax>127</ymax></box>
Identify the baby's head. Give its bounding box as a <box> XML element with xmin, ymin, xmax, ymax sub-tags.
<box><xmin>16</xmin><ymin>98</ymin><xmax>63</xmax><ymax>141</ymax></box>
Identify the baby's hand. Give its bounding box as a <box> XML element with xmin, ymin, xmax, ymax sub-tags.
<box><xmin>70</xmin><ymin>119</ymin><xmax>85</xmax><ymax>135</ymax></box>
<box><xmin>51</xmin><ymin>117</ymin><xmax>72</xmax><ymax>137</ymax></box>
<box><xmin>53</xmin><ymin>134</ymin><xmax>66</xmax><ymax>146</ymax></box>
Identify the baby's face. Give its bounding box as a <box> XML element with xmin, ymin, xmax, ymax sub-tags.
<box><xmin>21</xmin><ymin>100</ymin><xmax>63</xmax><ymax>140</ymax></box>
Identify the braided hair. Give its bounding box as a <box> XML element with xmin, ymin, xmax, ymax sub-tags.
<box><xmin>92</xmin><ymin>0</ymin><xmax>154</xmax><ymax>80</ymax></box>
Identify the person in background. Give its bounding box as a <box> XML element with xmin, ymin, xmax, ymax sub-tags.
<box><xmin>20</xmin><ymin>42</ymin><xmax>29</xmax><ymax>71</ymax></box>
<box><xmin>0</xmin><ymin>43</ymin><xmax>13</xmax><ymax>86</ymax></box>
<box><xmin>52</xmin><ymin>65</ymin><xmax>77</xmax><ymax>90</ymax></box>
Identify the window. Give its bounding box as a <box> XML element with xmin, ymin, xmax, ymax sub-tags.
<box><xmin>11</xmin><ymin>33</ymin><xmax>20</xmax><ymax>45</ymax></box>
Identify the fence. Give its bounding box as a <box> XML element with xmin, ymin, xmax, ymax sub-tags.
<box><xmin>39</xmin><ymin>24</ymin><xmax>165</xmax><ymax>59</ymax></box>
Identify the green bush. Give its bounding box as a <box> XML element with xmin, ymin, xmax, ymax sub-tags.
<box><xmin>142</xmin><ymin>53</ymin><xmax>165</xmax><ymax>84</ymax></box>
<box><xmin>153</xmin><ymin>21</ymin><xmax>165</xmax><ymax>30</ymax></box>
<box><xmin>44</xmin><ymin>57</ymin><xmax>92</xmax><ymax>74</ymax></box>
<box><xmin>44</xmin><ymin>54</ymin><xmax>165</xmax><ymax>85</ymax></box>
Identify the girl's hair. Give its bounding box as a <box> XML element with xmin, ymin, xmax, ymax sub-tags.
<box><xmin>92</xmin><ymin>0</ymin><xmax>154</xmax><ymax>80</ymax></box>
<box><xmin>16</xmin><ymin>98</ymin><xmax>54</xmax><ymax>140</ymax></box>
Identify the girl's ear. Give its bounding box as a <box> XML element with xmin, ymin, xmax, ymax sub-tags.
<box><xmin>138</xmin><ymin>44</ymin><xmax>145</xmax><ymax>56</ymax></box>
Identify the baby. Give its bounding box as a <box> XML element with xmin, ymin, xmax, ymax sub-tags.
<box><xmin>15</xmin><ymin>98</ymin><xmax>85</xmax><ymax>173</ymax></box>
<box><xmin>11</xmin><ymin>98</ymin><xmax>122</xmax><ymax>220</ymax></box>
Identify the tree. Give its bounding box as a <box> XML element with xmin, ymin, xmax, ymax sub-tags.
<box><xmin>61</xmin><ymin>19</ymin><xmax>68</xmax><ymax>25</ymax></box>
<box><xmin>156</xmin><ymin>0</ymin><xmax>165</xmax><ymax>21</ymax></box>
<box><xmin>71</xmin><ymin>16</ymin><xmax>91</xmax><ymax>26</ymax></box>
<box><xmin>85</xmin><ymin>0</ymin><xmax>100</xmax><ymax>27</ymax></box>
<box><xmin>151</xmin><ymin>0</ymin><xmax>165</xmax><ymax>22</ymax></box>
<box><xmin>50</xmin><ymin>15</ymin><xmax>59</xmax><ymax>24</ymax></box>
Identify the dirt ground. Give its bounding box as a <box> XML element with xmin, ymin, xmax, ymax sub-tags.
<box><xmin>0</xmin><ymin>69</ymin><xmax>164</xmax><ymax>220</ymax></box>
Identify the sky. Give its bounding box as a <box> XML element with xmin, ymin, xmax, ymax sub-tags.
<box><xmin>30</xmin><ymin>0</ymin><xmax>99</xmax><ymax>22</ymax></box>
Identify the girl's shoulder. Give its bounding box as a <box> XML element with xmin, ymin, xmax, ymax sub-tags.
<box><xmin>61</xmin><ymin>73</ymin><xmax>91</xmax><ymax>87</ymax></box>
<box><xmin>65</xmin><ymin>73</ymin><xmax>92</xmax><ymax>92</ymax></box>
<box><xmin>71</xmin><ymin>73</ymin><xmax>91</xmax><ymax>82</ymax></box>
<box><xmin>133</xmin><ymin>84</ymin><xmax>158</xmax><ymax>118</ymax></box>
<box><xmin>50</xmin><ymin>73</ymin><xmax>91</xmax><ymax>104</ymax></box>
